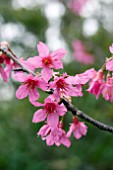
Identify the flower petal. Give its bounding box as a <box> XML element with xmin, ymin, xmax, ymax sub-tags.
<box><xmin>41</xmin><ymin>67</ymin><xmax>53</xmax><ymax>82</ymax></box>
<box><xmin>46</xmin><ymin>134</ymin><xmax>54</xmax><ymax>146</ymax></box>
<box><xmin>37</xmin><ymin>42</ymin><xmax>49</xmax><ymax>57</ymax></box>
<box><xmin>29</xmin><ymin>88</ymin><xmax>40</xmax><ymax>103</ymax></box>
<box><xmin>47</xmin><ymin>113</ymin><xmax>59</xmax><ymax>129</ymax></box>
<box><xmin>13</xmin><ymin>72</ymin><xmax>27</xmax><ymax>82</ymax></box>
<box><xmin>16</xmin><ymin>84</ymin><xmax>29</xmax><ymax>99</ymax></box>
<box><xmin>56</xmin><ymin>103</ymin><xmax>67</xmax><ymax>116</ymax></box>
<box><xmin>60</xmin><ymin>136</ymin><xmax>71</xmax><ymax>148</ymax></box>
<box><xmin>52</xmin><ymin>60</ymin><xmax>63</xmax><ymax>69</ymax></box>
<box><xmin>51</xmin><ymin>48</ymin><xmax>67</xmax><ymax>59</ymax></box>
<box><xmin>27</xmin><ymin>56</ymin><xmax>42</xmax><ymax>68</ymax></box>
<box><xmin>32</xmin><ymin>109</ymin><xmax>46</xmax><ymax>123</ymax></box>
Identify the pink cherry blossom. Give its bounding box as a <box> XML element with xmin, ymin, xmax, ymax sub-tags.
<box><xmin>0</xmin><ymin>41</ymin><xmax>20</xmax><ymax>81</ymax></box>
<box><xmin>100</xmin><ymin>74</ymin><xmax>113</xmax><ymax>102</ymax></box>
<box><xmin>38</xmin><ymin>123</ymin><xmax>71</xmax><ymax>147</ymax></box>
<box><xmin>67</xmin><ymin>117</ymin><xmax>87</xmax><ymax>139</ymax></box>
<box><xmin>68</xmin><ymin>0</ymin><xmax>88</xmax><ymax>15</ymax></box>
<box><xmin>87</xmin><ymin>69</ymin><xmax>104</xmax><ymax>99</ymax></box>
<box><xmin>109</xmin><ymin>44</ymin><xmax>113</xmax><ymax>54</ymax></box>
<box><xmin>72</xmin><ymin>40</ymin><xmax>94</xmax><ymax>65</ymax></box>
<box><xmin>106</xmin><ymin>58</ymin><xmax>113</xmax><ymax>71</ymax></box>
<box><xmin>32</xmin><ymin>96</ymin><xmax>67</xmax><ymax>129</ymax></box>
<box><xmin>14</xmin><ymin>72</ymin><xmax>47</xmax><ymax>104</ymax></box>
<box><xmin>27</xmin><ymin>42</ymin><xmax>66</xmax><ymax>82</ymax></box>
<box><xmin>49</xmin><ymin>73</ymin><xmax>83</xmax><ymax>100</ymax></box>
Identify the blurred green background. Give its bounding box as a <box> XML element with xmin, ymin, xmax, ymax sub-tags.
<box><xmin>0</xmin><ymin>0</ymin><xmax>113</xmax><ymax>169</ymax></box>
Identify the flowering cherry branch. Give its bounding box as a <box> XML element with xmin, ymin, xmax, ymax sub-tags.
<box><xmin>0</xmin><ymin>41</ymin><xmax>113</xmax><ymax>148</ymax></box>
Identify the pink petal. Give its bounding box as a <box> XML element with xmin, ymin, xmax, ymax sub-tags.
<box><xmin>13</xmin><ymin>72</ymin><xmax>27</xmax><ymax>82</ymax></box>
<box><xmin>56</xmin><ymin>104</ymin><xmax>67</xmax><ymax>116</ymax></box>
<box><xmin>106</xmin><ymin>59</ymin><xmax>113</xmax><ymax>71</ymax></box>
<box><xmin>30</xmin><ymin>100</ymin><xmax>44</xmax><ymax>107</ymax></box>
<box><xmin>41</xmin><ymin>67</ymin><xmax>53</xmax><ymax>82</ymax></box>
<box><xmin>32</xmin><ymin>109</ymin><xmax>46</xmax><ymax>123</ymax></box>
<box><xmin>60</xmin><ymin>136</ymin><xmax>71</xmax><ymax>148</ymax></box>
<box><xmin>47</xmin><ymin>113</ymin><xmax>59</xmax><ymax>129</ymax></box>
<box><xmin>73</xmin><ymin>128</ymin><xmax>82</xmax><ymax>139</ymax></box>
<box><xmin>79</xmin><ymin>123</ymin><xmax>87</xmax><ymax>135</ymax></box>
<box><xmin>109</xmin><ymin>44</ymin><xmax>113</xmax><ymax>54</ymax></box>
<box><xmin>27</xmin><ymin>56</ymin><xmax>42</xmax><ymax>68</ymax></box>
<box><xmin>5</xmin><ymin>64</ymin><xmax>13</xmax><ymax>78</ymax></box>
<box><xmin>16</xmin><ymin>84</ymin><xmax>29</xmax><ymax>99</ymax></box>
<box><xmin>38</xmin><ymin>78</ymin><xmax>48</xmax><ymax>91</ymax></box>
<box><xmin>46</xmin><ymin>134</ymin><xmax>54</xmax><ymax>146</ymax></box>
<box><xmin>51</xmin><ymin>48</ymin><xmax>67</xmax><ymax>59</ymax></box>
<box><xmin>37</xmin><ymin>42</ymin><xmax>49</xmax><ymax>57</ymax></box>
<box><xmin>29</xmin><ymin>88</ymin><xmax>40</xmax><ymax>102</ymax></box>
<box><xmin>18</xmin><ymin>58</ymin><xmax>35</xmax><ymax>72</ymax></box>
<box><xmin>52</xmin><ymin>60</ymin><xmax>63</xmax><ymax>69</ymax></box>
<box><xmin>67</xmin><ymin>124</ymin><xmax>74</xmax><ymax>137</ymax></box>
<box><xmin>38</xmin><ymin>124</ymin><xmax>50</xmax><ymax>137</ymax></box>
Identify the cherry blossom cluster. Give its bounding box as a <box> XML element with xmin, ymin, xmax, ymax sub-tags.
<box><xmin>1</xmin><ymin>41</ymin><xmax>113</xmax><ymax>147</ymax></box>
<box><xmin>13</xmin><ymin>42</ymin><xmax>88</xmax><ymax>147</ymax></box>
<box><xmin>72</xmin><ymin>40</ymin><xmax>94</xmax><ymax>65</ymax></box>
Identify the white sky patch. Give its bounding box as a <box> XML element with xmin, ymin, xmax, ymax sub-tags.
<box><xmin>83</xmin><ymin>18</ymin><xmax>99</xmax><ymax>37</ymax></box>
<box><xmin>45</xmin><ymin>1</ymin><xmax>70</xmax><ymax>63</ymax></box>
<box><xmin>0</xmin><ymin>81</ymin><xmax>14</xmax><ymax>101</ymax></box>
<box><xmin>0</xmin><ymin>22</ymin><xmax>37</xmax><ymax>48</ymax></box>
<box><xmin>81</xmin><ymin>0</ymin><xmax>101</xmax><ymax>18</ymax></box>
<box><xmin>100</xmin><ymin>0</ymin><xmax>113</xmax><ymax>4</ymax></box>
<box><xmin>45</xmin><ymin>1</ymin><xmax>65</xmax><ymax>20</ymax></box>
<box><xmin>1</xmin><ymin>23</ymin><xmax>25</xmax><ymax>41</ymax></box>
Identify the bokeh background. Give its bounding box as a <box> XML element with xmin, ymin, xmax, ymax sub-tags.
<box><xmin>0</xmin><ymin>0</ymin><xmax>113</xmax><ymax>169</ymax></box>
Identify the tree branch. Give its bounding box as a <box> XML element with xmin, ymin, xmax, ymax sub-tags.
<box><xmin>1</xmin><ymin>47</ymin><xmax>113</xmax><ymax>133</ymax></box>
<box><xmin>62</xmin><ymin>97</ymin><xmax>113</xmax><ymax>133</ymax></box>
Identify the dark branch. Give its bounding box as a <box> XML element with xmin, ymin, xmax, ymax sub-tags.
<box><xmin>1</xmin><ymin>47</ymin><xmax>113</xmax><ymax>133</ymax></box>
<box><xmin>62</xmin><ymin>97</ymin><xmax>113</xmax><ymax>133</ymax></box>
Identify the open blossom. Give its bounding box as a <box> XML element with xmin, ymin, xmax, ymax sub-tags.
<box><xmin>68</xmin><ymin>0</ymin><xmax>88</xmax><ymax>15</ymax></box>
<box><xmin>67</xmin><ymin>117</ymin><xmax>87</xmax><ymax>139</ymax></box>
<box><xmin>72</xmin><ymin>40</ymin><xmax>94</xmax><ymax>65</ymax></box>
<box><xmin>14</xmin><ymin>72</ymin><xmax>47</xmax><ymax>104</ymax></box>
<box><xmin>100</xmin><ymin>74</ymin><xmax>113</xmax><ymax>102</ymax></box>
<box><xmin>32</xmin><ymin>96</ymin><xmax>67</xmax><ymax>129</ymax></box>
<box><xmin>38</xmin><ymin>123</ymin><xmax>71</xmax><ymax>147</ymax></box>
<box><xmin>0</xmin><ymin>41</ymin><xmax>15</xmax><ymax>82</ymax></box>
<box><xmin>109</xmin><ymin>43</ymin><xmax>113</xmax><ymax>54</ymax></box>
<box><xmin>27</xmin><ymin>42</ymin><xmax>66</xmax><ymax>82</ymax></box>
<box><xmin>87</xmin><ymin>69</ymin><xmax>104</xmax><ymax>99</ymax></box>
<box><xmin>49</xmin><ymin>73</ymin><xmax>83</xmax><ymax>100</ymax></box>
<box><xmin>106</xmin><ymin>44</ymin><xmax>113</xmax><ymax>71</ymax></box>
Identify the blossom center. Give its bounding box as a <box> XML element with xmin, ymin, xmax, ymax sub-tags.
<box><xmin>44</xmin><ymin>102</ymin><xmax>56</xmax><ymax>113</ymax></box>
<box><xmin>25</xmin><ymin>79</ymin><xmax>37</xmax><ymax>89</ymax></box>
<box><xmin>56</xmin><ymin>78</ymin><xmax>67</xmax><ymax>89</ymax></box>
<box><xmin>0</xmin><ymin>56</ymin><xmax>4</xmax><ymax>64</ymax></box>
<box><xmin>42</xmin><ymin>56</ymin><xmax>52</xmax><ymax>67</ymax></box>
